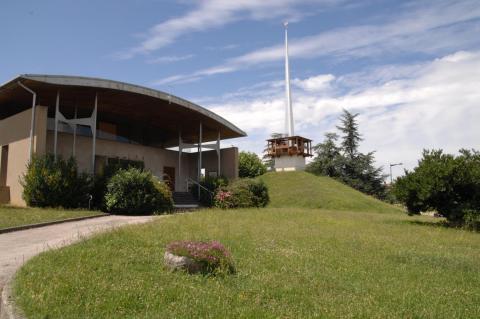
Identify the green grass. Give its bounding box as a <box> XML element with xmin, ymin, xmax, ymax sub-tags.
<box><xmin>261</xmin><ymin>171</ymin><xmax>400</xmax><ymax>213</ymax></box>
<box><xmin>0</xmin><ymin>206</ymin><xmax>102</xmax><ymax>229</ymax></box>
<box><xmin>14</xmin><ymin>207</ymin><xmax>480</xmax><ymax>318</ymax></box>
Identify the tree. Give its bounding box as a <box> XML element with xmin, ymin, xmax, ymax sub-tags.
<box><xmin>393</xmin><ymin>149</ymin><xmax>480</xmax><ymax>225</ymax></box>
<box><xmin>306</xmin><ymin>132</ymin><xmax>341</xmax><ymax>177</ymax></box>
<box><xmin>307</xmin><ymin>109</ymin><xmax>387</xmax><ymax>199</ymax></box>
<box><xmin>239</xmin><ymin>151</ymin><xmax>267</xmax><ymax>178</ymax></box>
<box><xmin>336</xmin><ymin>109</ymin><xmax>362</xmax><ymax>160</ymax></box>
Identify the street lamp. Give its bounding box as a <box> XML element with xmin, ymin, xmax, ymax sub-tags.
<box><xmin>389</xmin><ymin>163</ymin><xmax>403</xmax><ymax>185</ymax></box>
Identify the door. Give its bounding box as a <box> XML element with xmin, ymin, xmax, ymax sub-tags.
<box><xmin>163</xmin><ymin>166</ymin><xmax>175</xmax><ymax>192</ymax></box>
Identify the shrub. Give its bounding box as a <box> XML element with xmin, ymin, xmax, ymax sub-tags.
<box><xmin>21</xmin><ymin>155</ymin><xmax>91</xmax><ymax>208</ymax></box>
<box><xmin>190</xmin><ymin>176</ymin><xmax>228</xmax><ymax>207</ymax></box>
<box><xmin>215</xmin><ymin>178</ymin><xmax>269</xmax><ymax>208</ymax></box>
<box><xmin>393</xmin><ymin>149</ymin><xmax>480</xmax><ymax>225</ymax></box>
<box><xmin>92</xmin><ymin>159</ymin><xmax>145</xmax><ymax>210</ymax></box>
<box><xmin>166</xmin><ymin>240</ymin><xmax>235</xmax><ymax>274</ymax></box>
<box><xmin>463</xmin><ymin>210</ymin><xmax>480</xmax><ymax>231</ymax></box>
<box><xmin>239</xmin><ymin>151</ymin><xmax>267</xmax><ymax>178</ymax></box>
<box><xmin>104</xmin><ymin>168</ymin><xmax>173</xmax><ymax>215</ymax></box>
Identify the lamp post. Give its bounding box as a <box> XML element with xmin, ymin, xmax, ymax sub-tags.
<box><xmin>389</xmin><ymin>163</ymin><xmax>403</xmax><ymax>185</ymax></box>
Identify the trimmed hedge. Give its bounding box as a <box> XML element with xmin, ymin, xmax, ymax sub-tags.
<box><xmin>21</xmin><ymin>155</ymin><xmax>91</xmax><ymax>208</ymax></box>
<box><xmin>215</xmin><ymin>178</ymin><xmax>269</xmax><ymax>209</ymax></box>
<box><xmin>105</xmin><ymin>168</ymin><xmax>173</xmax><ymax>215</ymax></box>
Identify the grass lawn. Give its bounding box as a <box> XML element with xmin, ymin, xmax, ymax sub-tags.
<box><xmin>14</xmin><ymin>208</ymin><xmax>480</xmax><ymax>318</ymax></box>
<box><xmin>0</xmin><ymin>205</ymin><xmax>102</xmax><ymax>230</ymax></box>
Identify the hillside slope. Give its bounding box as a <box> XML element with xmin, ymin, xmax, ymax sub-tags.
<box><xmin>260</xmin><ymin>171</ymin><xmax>401</xmax><ymax>213</ymax></box>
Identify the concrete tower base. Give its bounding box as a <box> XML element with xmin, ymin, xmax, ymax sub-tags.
<box><xmin>274</xmin><ymin>155</ymin><xmax>306</xmax><ymax>172</ymax></box>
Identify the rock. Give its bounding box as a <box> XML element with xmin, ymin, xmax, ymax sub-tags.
<box><xmin>164</xmin><ymin>251</ymin><xmax>203</xmax><ymax>273</ymax></box>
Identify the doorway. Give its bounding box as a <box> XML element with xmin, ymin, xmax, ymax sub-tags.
<box><xmin>0</xmin><ymin>145</ymin><xmax>8</xmax><ymax>186</ymax></box>
<box><xmin>163</xmin><ymin>166</ymin><xmax>176</xmax><ymax>192</ymax></box>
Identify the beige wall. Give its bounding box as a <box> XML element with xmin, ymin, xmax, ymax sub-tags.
<box><xmin>48</xmin><ymin>132</ymin><xmax>194</xmax><ymax>191</ymax></box>
<box><xmin>190</xmin><ymin>147</ymin><xmax>239</xmax><ymax>180</ymax></box>
<box><xmin>0</xmin><ymin>106</ymin><xmax>48</xmax><ymax>206</ymax></box>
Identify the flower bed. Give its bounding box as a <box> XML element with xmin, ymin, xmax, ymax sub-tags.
<box><xmin>164</xmin><ymin>240</ymin><xmax>235</xmax><ymax>274</ymax></box>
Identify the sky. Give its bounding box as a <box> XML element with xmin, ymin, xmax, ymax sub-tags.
<box><xmin>1</xmin><ymin>0</ymin><xmax>480</xmax><ymax>178</ymax></box>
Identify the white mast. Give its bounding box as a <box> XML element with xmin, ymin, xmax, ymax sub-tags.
<box><xmin>284</xmin><ymin>21</ymin><xmax>294</xmax><ymax>137</ymax></box>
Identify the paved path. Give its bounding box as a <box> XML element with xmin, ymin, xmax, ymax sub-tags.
<box><xmin>0</xmin><ymin>215</ymin><xmax>155</xmax><ymax>293</ymax></box>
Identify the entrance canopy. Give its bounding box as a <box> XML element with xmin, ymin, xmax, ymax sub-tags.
<box><xmin>0</xmin><ymin>74</ymin><xmax>246</xmax><ymax>147</ymax></box>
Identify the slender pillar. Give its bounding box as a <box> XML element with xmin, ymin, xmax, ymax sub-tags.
<box><xmin>284</xmin><ymin>22</ymin><xmax>294</xmax><ymax>137</ymax></box>
<box><xmin>18</xmin><ymin>82</ymin><xmax>37</xmax><ymax>160</ymax></box>
<box><xmin>54</xmin><ymin>91</ymin><xmax>60</xmax><ymax>159</ymax></box>
<box><xmin>91</xmin><ymin>93</ymin><xmax>98</xmax><ymax>173</ymax></box>
<box><xmin>72</xmin><ymin>104</ymin><xmax>77</xmax><ymax>157</ymax></box>
<box><xmin>178</xmin><ymin>130</ymin><xmax>182</xmax><ymax>191</ymax></box>
<box><xmin>198</xmin><ymin>122</ymin><xmax>202</xmax><ymax>199</ymax></box>
<box><xmin>217</xmin><ymin>131</ymin><xmax>221</xmax><ymax>176</ymax></box>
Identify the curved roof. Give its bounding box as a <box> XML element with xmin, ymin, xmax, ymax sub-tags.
<box><xmin>0</xmin><ymin>74</ymin><xmax>246</xmax><ymax>146</ymax></box>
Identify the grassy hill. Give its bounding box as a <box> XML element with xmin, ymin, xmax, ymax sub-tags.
<box><xmin>261</xmin><ymin>171</ymin><xmax>401</xmax><ymax>213</ymax></box>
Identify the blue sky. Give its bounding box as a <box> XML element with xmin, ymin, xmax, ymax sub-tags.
<box><xmin>2</xmin><ymin>0</ymin><xmax>480</xmax><ymax>177</ymax></box>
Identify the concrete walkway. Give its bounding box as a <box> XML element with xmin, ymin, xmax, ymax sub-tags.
<box><xmin>0</xmin><ymin>215</ymin><xmax>155</xmax><ymax>296</ymax></box>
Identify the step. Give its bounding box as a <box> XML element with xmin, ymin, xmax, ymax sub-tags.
<box><xmin>173</xmin><ymin>192</ymin><xmax>200</xmax><ymax>207</ymax></box>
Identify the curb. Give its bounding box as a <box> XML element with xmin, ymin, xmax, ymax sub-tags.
<box><xmin>0</xmin><ymin>214</ymin><xmax>108</xmax><ymax>235</ymax></box>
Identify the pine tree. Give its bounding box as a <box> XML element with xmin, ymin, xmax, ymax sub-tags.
<box><xmin>336</xmin><ymin>109</ymin><xmax>362</xmax><ymax>160</ymax></box>
<box><xmin>307</xmin><ymin>109</ymin><xmax>387</xmax><ymax>199</ymax></box>
<box><xmin>306</xmin><ymin>132</ymin><xmax>341</xmax><ymax>177</ymax></box>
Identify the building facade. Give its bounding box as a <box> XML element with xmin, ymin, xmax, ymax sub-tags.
<box><xmin>0</xmin><ymin>75</ymin><xmax>246</xmax><ymax>206</ymax></box>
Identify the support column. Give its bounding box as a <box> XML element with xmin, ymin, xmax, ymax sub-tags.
<box><xmin>178</xmin><ymin>130</ymin><xmax>182</xmax><ymax>191</ymax></box>
<box><xmin>54</xmin><ymin>91</ymin><xmax>60</xmax><ymax>159</ymax></box>
<box><xmin>17</xmin><ymin>82</ymin><xmax>37</xmax><ymax>161</ymax></box>
<box><xmin>72</xmin><ymin>105</ymin><xmax>77</xmax><ymax>157</ymax></box>
<box><xmin>91</xmin><ymin>93</ymin><xmax>98</xmax><ymax>173</ymax></box>
<box><xmin>198</xmin><ymin>122</ymin><xmax>202</xmax><ymax>199</ymax></box>
<box><xmin>217</xmin><ymin>131</ymin><xmax>221</xmax><ymax>177</ymax></box>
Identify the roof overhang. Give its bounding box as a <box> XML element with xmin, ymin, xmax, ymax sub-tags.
<box><xmin>0</xmin><ymin>74</ymin><xmax>246</xmax><ymax>147</ymax></box>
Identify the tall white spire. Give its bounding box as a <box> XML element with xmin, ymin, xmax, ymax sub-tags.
<box><xmin>284</xmin><ymin>21</ymin><xmax>294</xmax><ymax>137</ymax></box>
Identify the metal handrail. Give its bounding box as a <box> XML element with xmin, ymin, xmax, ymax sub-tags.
<box><xmin>186</xmin><ymin>177</ymin><xmax>214</xmax><ymax>201</ymax></box>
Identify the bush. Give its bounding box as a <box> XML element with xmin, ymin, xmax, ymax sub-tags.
<box><xmin>21</xmin><ymin>155</ymin><xmax>91</xmax><ymax>208</ymax></box>
<box><xmin>463</xmin><ymin>210</ymin><xmax>480</xmax><ymax>231</ymax></box>
<box><xmin>104</xmin><ymin>168</ymin><xmax>173</xmax><ymax>215</ymax></box>
<box><xmin>92</xmin><ymin>159</ymin><xmax>145</xmax><ymax>210</ymax></box>
<box><xmin>215</xmin><ymin>178</ymin><xmax>269</xmax><ymax>209</ymax></box>
<box><xmin>190</xmin><ymin>176</ymin><xmax>228</xmax><ymax>207</ymax></box>
<box><xmin>166</xmin><ymin>240</ymin><xmax>235</xmax><ymax>274</ymax></box>
<box><xmin>239</xmin><ymin>151</ymin><xmax>267</xmax><ymax>178</ymax></box>
<box><xmin>393</xmin><ymin>149</ymin><xmax>480</xmax><ymax>225</ymax></box>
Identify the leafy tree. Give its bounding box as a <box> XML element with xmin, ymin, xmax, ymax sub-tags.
<box><xmin>393</xmin><ymin>149</ymin><xmax>480</xmax><ymax>225</ymax></box>
<box><xmin>307</xmin><ymin>109</ymin><xmax>387</xmax><ymax>199</ymax></box>
<box><xmin>239</xmin><ymin>151</ymin><xmax>267</xmax><ymax>178</ymax></box>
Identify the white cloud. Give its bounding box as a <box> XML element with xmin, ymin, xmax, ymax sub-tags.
<box><xmin>147</xmin><ymin>54</ymin><xmax>195</xmax><ymax>64</ymax></box>
<box><xmin>293</xmin><ymin>74</ymin><xmax>335</xmax><ymax>92</ymax></box>
<box><xmin>119</xmin><ymin>0</ymin><xmax>339</xmax><ymax>59</ymax></box>
<box><xmin>155</xmin><ymin>0</ymin><xmax>480</xmax><ymax>85</ymax></box>
<box><xmin>204</xmin><ymin>50</ymin><xmax>480</xmax><ymax>175</ymax></box>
